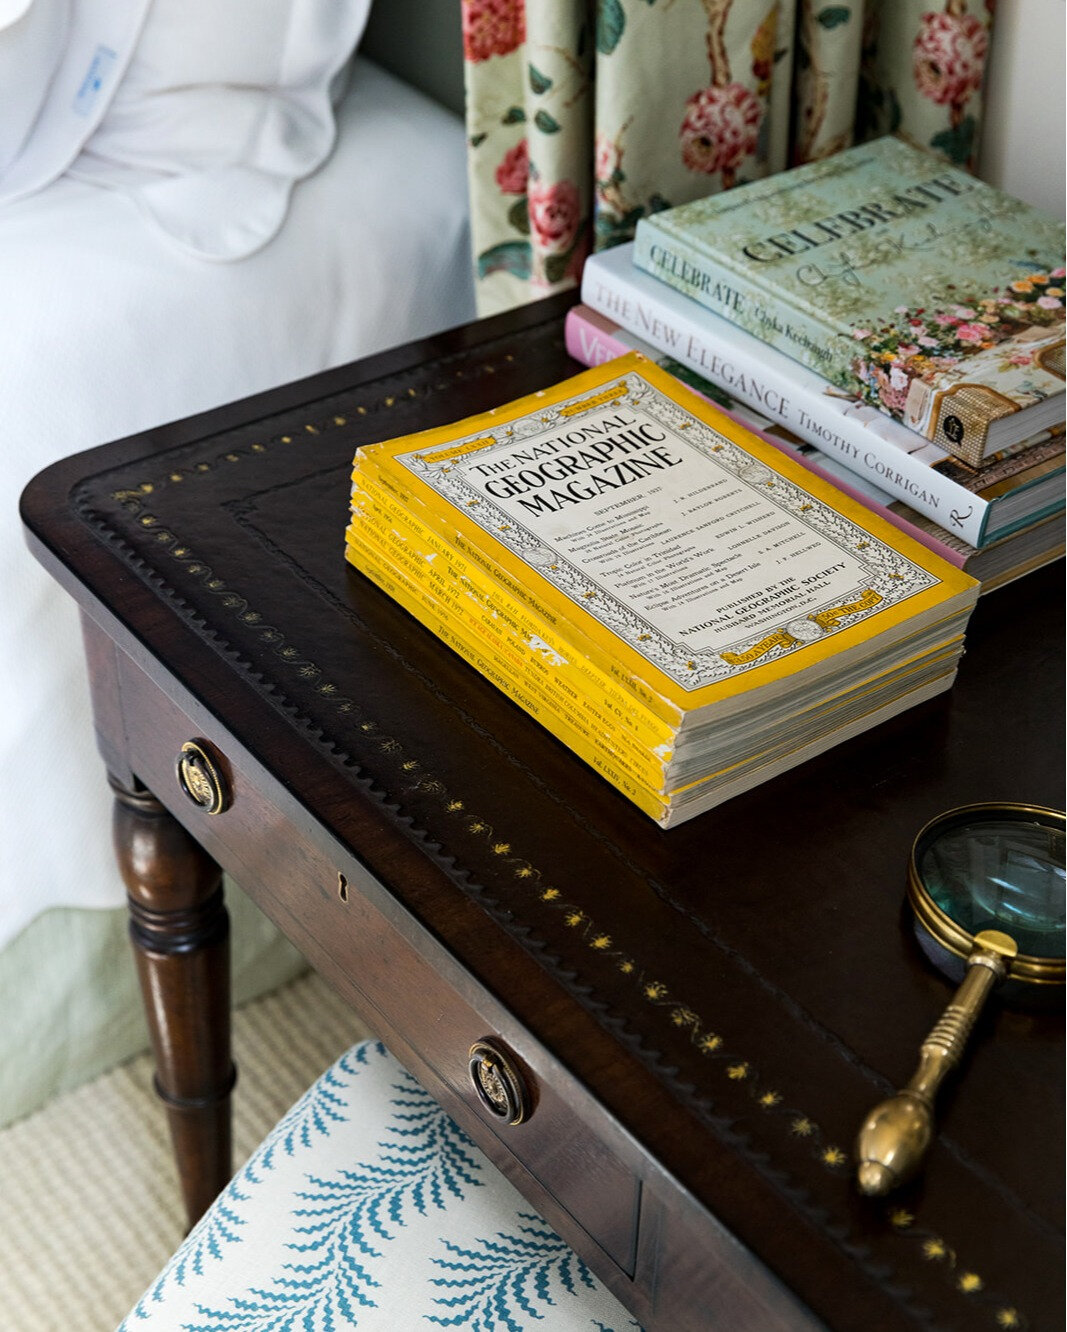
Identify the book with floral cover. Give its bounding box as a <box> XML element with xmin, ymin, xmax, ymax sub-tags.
<box><xmin>579</xmin><ymin>241</ymin><xmax>1065</xmax><ymax>548</ymax></box>
<box><xmin>347</xmin><ymin>353</ymin><xmax>978</xmax><ymax>826</ymax></box>
<box><xmin>632</xmin><ymin>136</ymin><xmax>1065</xmax><ymax>467</ymax></box>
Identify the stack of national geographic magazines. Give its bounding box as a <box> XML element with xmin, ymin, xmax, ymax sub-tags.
<box><xmin>346</xmin><ymin>353</ymin><xmax>979</xmax><ymax>827</ymax></box>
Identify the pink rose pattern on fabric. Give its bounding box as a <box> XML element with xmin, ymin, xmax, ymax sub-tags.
<box><xmin>913</xmin><ymin>9</ymin><xmax>988</xmax><ymax>111</ymax></box>
<box><xmin>528</xmin><ymin>178</ymin><xmax>581</xmax><ymax>254</ymax></box>
<box><xmin>594</xmin><ymin>132</ymin><xmax>621</xmax><ymax>186</ymax></box>
<box><xmin>495</xmin><ymin>139</ymin><xmax>529</xmax><ymax>195</ymax></box>
<box><xmin>462</xmin><ymin>0</ymin><xmax>525</xmax><ymax>64</ymax></box>
<box><xmin>593</xmin><ymin>131</ymin><xmax>631</xmax><ymax>241</ymax></box>
<box><xmin>679</xmin><ymin>83</ymin><xmax>762</xmax><ymax>178</ymax></box>
<box><xmin>464</xmin><ymin>1</ymin><xmax>1000</xmax><ymax>307</ymax></box>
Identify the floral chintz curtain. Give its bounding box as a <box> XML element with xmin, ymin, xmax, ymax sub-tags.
<box><xmin>461</xmin><ymin>0</ymin><xmax>995</xmax><ymax>316</ymax></box>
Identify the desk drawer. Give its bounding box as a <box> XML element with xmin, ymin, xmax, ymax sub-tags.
<box><xmin>312</xmin><ymin>877</ymin><xmax>643</xmax><ymax>1278</ymax></box>
<box><xmin>106</xmin><ymin>640</ymin><xmax>643</xmax><ymax>1281</ymax></box>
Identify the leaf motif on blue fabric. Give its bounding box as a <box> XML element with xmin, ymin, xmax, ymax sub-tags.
<box><xmin>121</xmin><ymin>1185</ymin><xmax>251</xmax><ymax>1324</ymax></box>
<box><xmin>425</xmin><ymin>1212</ymin><xmax>600</xmax><ymax>1330</ymax></box>
<box><xmin>183</xmin><ymin>1070</ymin><xmax>484</xmax><ymax>1330</ymax></box>
<box><xmin>250</xmin><ymin>1042</ymin><xmax>374</xmax><ymax>1180</ymax></box>
<box><xmin>125</xmin><ymin>1044</ymin><xmax>379</xmax><ymax>1321</ymax></box>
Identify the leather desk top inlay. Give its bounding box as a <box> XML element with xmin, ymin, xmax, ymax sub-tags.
<box><xmin>28</xmin><ymin>296</ymin><xmax>1064</xmax><ymax>1331</ymax></box>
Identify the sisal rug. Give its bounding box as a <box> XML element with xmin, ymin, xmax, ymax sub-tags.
<box><xmin>0</xmin><ymin>970</ymin><xmax>373</xmax><ymax>1332</ymax></box>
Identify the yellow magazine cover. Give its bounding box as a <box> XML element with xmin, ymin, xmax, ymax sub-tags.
<box><xmin>352</xmin><ymin>353</ymin><xmax>978</xmax><ymax>731</ymax></box>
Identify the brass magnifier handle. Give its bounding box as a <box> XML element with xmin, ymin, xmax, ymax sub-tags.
<box><xmin>855</xmin><ymin>929</ymin><xmax>1018</xmax><ymax>1196</ymax></box>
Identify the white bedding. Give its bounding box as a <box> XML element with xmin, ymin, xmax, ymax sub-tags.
<box><xmin>0</xmin><ymin>56</ymin><xmax>476</xmax><ymax>951</ymax></box>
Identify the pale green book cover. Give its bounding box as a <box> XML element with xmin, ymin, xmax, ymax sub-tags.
<box><xmin>633</xmin><ymin>136</ymin><xmax>1065</xmax><ymax>464</ymax></box>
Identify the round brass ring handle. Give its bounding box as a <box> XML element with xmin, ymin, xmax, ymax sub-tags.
<box><xmin>468</xmin><ymin>1040</ymin><xmax>531</xmax><ymax>1126</ymax></box>
<box><xmin>176</xmin><ymin>740</ymin><xmax>230</xmax><ymax>815</ymax></box>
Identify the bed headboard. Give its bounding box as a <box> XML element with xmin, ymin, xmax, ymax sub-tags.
<box><xmin>361</xmin><ymin>0</ymin><xmax>465</xmax><ymax>118</ymax></box>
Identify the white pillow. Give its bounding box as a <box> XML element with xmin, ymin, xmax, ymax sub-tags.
<box><xmin>0</xmin><ymin>0</ymin><xmax>149</xmax><ymax>193</ymax></box>
<box><xmin>3</xmin><ymin>0</ymin><xmax>372</xmax><ymax>260</ymax></box>
<box><xmin>0</xmin><ymin>0</ymin><xmax>66</xmax><ymax>174</ymax></box>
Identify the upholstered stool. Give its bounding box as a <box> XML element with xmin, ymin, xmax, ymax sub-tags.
<box><xmin>121</xmin><ymin>1039</ymin><xmax>641</xmax><ymax>1330</ymax></box>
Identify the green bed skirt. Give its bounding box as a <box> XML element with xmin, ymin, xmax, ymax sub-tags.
<box><xmin>0</xmin><ymin>877</ymin><xmax>307</xmax><ymax>1129</ymax></box>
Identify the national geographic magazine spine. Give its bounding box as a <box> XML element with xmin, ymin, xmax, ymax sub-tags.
<box><xmin>344</xmin><ymin>526</ymin><xmax>671</xmax><ymax>822</ymax></box>
<box><xmin>345</xmin><ymin>513</ymin><xmax>671</xmax><ymax>786</ymax></box>
<box><xmin>349</xmin><ymin>470</ymin><xmax>677</xmax><ymax>749</ymax></box>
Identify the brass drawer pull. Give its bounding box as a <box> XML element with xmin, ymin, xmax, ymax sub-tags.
<box><xmin>176</xmin><ymin>740</ymin><xmax>230</xmax><ymax>815</ymax></box>
<box><xmin>468</xmin><ymin>1040</ymin><xmax>531</xmax><ymax>1126</ymax></box>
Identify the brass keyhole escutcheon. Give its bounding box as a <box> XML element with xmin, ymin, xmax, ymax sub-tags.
<box><xmin>468</xmin><ymin>1040</ymin><xmax>531</xmax><ymax>1126</ymax></box>
<box><xmin>176</xmin><ymin>740</ymin><xmax>229</xmax><ymax>815</ymax></box>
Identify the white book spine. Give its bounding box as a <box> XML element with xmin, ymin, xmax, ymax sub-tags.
<box><xmin>580</xmin><ymin>246</ymin><xmax>992</xmax><ymax>547</ymax></box>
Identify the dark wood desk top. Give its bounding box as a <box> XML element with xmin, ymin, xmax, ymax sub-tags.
<box><xmin>23</xmin><ymin>293</ymin><xmax>1064</xmax><ymax>1332</ymax></box>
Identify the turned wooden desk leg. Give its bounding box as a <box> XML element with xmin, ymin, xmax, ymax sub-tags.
<box><xmin>110</xmin><ymin>774</ymin><xmax>236</xmax><ymax>1229</ymax></box>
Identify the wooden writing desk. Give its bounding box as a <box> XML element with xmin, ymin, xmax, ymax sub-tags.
<box><xmin>21</xmin><ymin>294</ymin><xmax>1064</xmax><ymax>1331</ymax></box>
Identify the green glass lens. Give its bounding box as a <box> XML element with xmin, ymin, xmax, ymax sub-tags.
<box><xmin>917</xmin><ymin>811</ymin><xmax>1065</xmax><ymax>961</ymax></box>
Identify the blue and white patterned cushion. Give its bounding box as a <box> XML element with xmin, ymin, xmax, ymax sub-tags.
<box><xmin>120</xmin><ymin>1039</ymin><xmax>642</xmax><ymax>1331</ymax></box>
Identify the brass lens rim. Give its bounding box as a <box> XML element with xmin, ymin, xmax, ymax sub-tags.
<box><xmin>907</xmin><ymin>802</ymin><xmax>1065</xmax><ymax>987</ymax></box>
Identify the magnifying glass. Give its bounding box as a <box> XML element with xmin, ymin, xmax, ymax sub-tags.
<box><xmin>855</xmin><ymin>802</ymin><xmax>1065</xmax><ymax>1196</ymax></box>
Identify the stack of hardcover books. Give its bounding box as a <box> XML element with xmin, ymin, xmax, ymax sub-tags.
<box><xmin>573</xmin><ymin>136</ymin><xmax>1065</xmax><ymax>592</ymax></box>
<box><xmin>347</xmin><ymin>354</ymin><xmax>979</xmax><ymax>827</ymax></box>
<box><xmin>565</xmin><ymin>300</ymin><xmax>1064</xmax><ymax>592</ymax></box>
